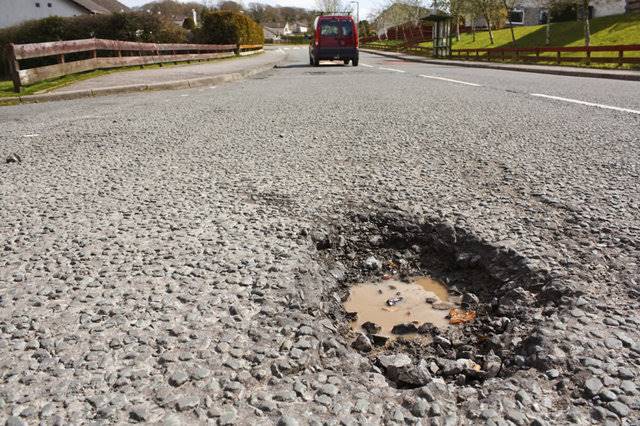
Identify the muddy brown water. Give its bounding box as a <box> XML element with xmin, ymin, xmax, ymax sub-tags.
<box><xmin>344</xmin><ymin>276</ymin><xmax>458</xmax><ymax>337</ymax></box>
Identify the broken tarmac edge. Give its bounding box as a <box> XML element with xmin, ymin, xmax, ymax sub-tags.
<box><xmin>360</xmin><ymin>48</ymin><xmax>640</xmax><ymax>82</ymax></box>
<box><xmin>0</xmin><ymin>55</ymin><xmax>282</xmax><ymax>107</ymax></box>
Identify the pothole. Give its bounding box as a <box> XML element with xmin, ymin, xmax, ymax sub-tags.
<box><xmin>316</xmin><ymin>210</ymin><xmax>576</xmax><ymax>389</ymax></box>
<box><xmin>343</xmin><ymin>276</ymin><xmax>461</xmax><ymax>339</ymax></box>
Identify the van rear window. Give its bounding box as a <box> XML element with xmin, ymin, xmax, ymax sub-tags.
<box><xmin>341</xmin><ymin>21</ymin><xmax>353</xmax><ymax>36</ymax></box>
<box><xmin>320</xmin><ymin>21</ymin><xmax>339</xmax><ymax>36</ymax></box>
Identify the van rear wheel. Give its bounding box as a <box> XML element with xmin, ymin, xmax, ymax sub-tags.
<box><xmin>352</xmin><ymin>57</ymin><xmax>359</xmax><ymax>66</ymax></box>
<box><xmin>343</xmin><ymin>59</ymin><xmax>349</xmax><ymax>65</ymax></box>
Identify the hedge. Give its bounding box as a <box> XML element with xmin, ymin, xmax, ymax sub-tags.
<box><xmin>1</xmin><ymin>12</ymin><xmax>187</xmax><ymax>79</ymax></box>
<box><xmin>195</xmin><ymin>11</ymin><xmax>263</xmax><ymax>45</ymax></box>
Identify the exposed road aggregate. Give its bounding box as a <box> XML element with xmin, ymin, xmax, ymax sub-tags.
<box><xmin>1</xmin><ymin>49</ymin><xmax>639</xmax><ymax>425</ymax></box>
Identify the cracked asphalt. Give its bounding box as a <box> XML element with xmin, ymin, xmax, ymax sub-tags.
<box><xmin>0</xmin><ymin>47</ymin><xmax>639</xmax><ymax>425</ymax></box>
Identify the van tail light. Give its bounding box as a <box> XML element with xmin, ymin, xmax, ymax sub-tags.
<box><xmin>355</xmin><ymin>23</ymin><xmax>359</xmax><ymax>47</ymax></box>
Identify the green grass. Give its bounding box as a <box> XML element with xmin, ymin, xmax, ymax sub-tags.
<box><xmin>0</xmin><ymin>53</ymin><xmax>259</xmax><ymax>98</ymax></box>
<box><xmin>0</xmin><ymin>69</ymin><xmax>119</xmax><ymax>98</ymax></box>
<box><xmin>364</xmin><ymin>13</ymin><xmax>640</xmax><ymax>68</ymax></box>
<box><xmin>420</xmin><ymin>12</ymin><xmax>640</xmax><ymax>50</ymax></box>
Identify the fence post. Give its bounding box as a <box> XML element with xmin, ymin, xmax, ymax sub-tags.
<box><xmin>585</xmin><ymin>47</ymin><xmax>591</xmax><ymax>65</ymax></box>
<box><xmin>618</xmin><ymin>49</ymin><xmax>623</xmax><ymax>67</ymax></box>
<box><xmin>7</xmin><ymin>44</ymin><xmax>21</xmax><ymax>93</ymax></box>
<box><xmin>235</xmin><ymin>44</ymin><xmax>240</xmax><ymax>56</ymax></box>
<box><xmin>556</xmin><ymin>50</ymin><xmax>561</xmax><ymax>64</ymax></box>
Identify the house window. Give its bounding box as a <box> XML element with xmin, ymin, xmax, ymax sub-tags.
<box><xmin>35</xmin><ymin>2</ymin><xmax>41</xmax><ymax>7</ymax></box>
<box><xmin>508</xmin><ymin>9</ymin><xmax>525</xmax><ymax>25</ymax></box>
<box><xmin>48</xmin><ymin>2</ymin><xmax>52</xmax><ymax>6</ymax></box>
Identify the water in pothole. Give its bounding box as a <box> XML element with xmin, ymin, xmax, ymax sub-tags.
<box><xmin>344</xmin><ymin>276</ymin><xmax>461</xmax><ymax>338</ymax></box>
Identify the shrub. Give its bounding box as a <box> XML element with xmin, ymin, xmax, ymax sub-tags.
<box><xmin>182</xmin><ymin>17</ymin><xmax>195</xmax><ymax>30</ymax></box>
<box><xmin>0</xmin><ymin>12</ymin><xmax>188</xmax><ymax>78</ymax></box>
<box><xmin>195</xmin><ymin>11</ymin><xmax>264</xmax><ymax>45</ymax></box>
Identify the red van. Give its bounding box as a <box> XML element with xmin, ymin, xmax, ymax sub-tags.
<box><xmin>309</xmin><ymin>15</ymin><xmax>359</xmax><ymax>66</ymax></box>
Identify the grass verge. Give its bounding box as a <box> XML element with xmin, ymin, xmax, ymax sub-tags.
<box><xmin>0</xmin><ymin>53</ymin><xmax>260</xmax><ymax>98</ymax></box>
<box><xmin>364</xmin><ymin>13</ymin><xmax>640</xmax><ymax>69</ymax></box>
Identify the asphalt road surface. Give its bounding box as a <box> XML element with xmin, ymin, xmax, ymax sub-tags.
<box><xmin>1</xmin><ymin>48</ymin><xmax>639</xmax><ymax>425</ymax></box>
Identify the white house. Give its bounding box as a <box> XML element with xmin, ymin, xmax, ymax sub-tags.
<box><xmin>291</xmin><ymin>22</ymin><xmax>309</xmax><ymax>33</ymax></box>
<box><xmin>262</xmin><ymin>21</ymin><xmax>310</xmax><ymax>40</ymax></box>
<box><xmin>262</xmin><ymin>22</ymin><xmax>292</xmax><ymax>39</ymax></box>
<box><xmin>504</xmin><ymin>0</ymin><xmax>627</xmax><ymax>26</ymax></box>
<box><xmin>0</xmin><ymin>0</ymin><xmax>129</xmax><ymax>29</ymax></box>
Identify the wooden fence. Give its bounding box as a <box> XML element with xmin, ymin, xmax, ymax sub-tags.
<box><xmin>361</xmin><ymin>23</ymin><xmax>433</xmax><ymax>44</ymax></box>
<box><xmin>363</xmin><ymin>39</ymin><xmax>432</xmax><ymax>56</ymax></box>
<box><xmin>451</xmin><ymin>44</ymin><xmax>640</xmax><ymax>66</ymax></box>
<box><xmin>6</xmin><ymin>38</ymin><xmax>263</xmax><ymax>92</ymax></box>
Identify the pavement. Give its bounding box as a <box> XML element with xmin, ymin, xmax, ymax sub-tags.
<box><xmin>51</xmin><ymin>49</ymin><xmax>281</xmax><ymax>93</ymax></box>
<box><xmin>1</xmin><ymin>48</ymin><xmax>639</xmax><ymax>425</ymax></box>
<box><xmin>0</xmin><ymin>48</ymin><xmax>293</xmax><ymax>105</ymax></box>
<box><xmin>361</xmin><ymin>48</ymin><xmax>640</xmax><ymax>81</ymax></box>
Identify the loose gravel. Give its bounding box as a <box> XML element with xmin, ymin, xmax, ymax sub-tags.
<box><xmin>0</xmin><ymin>51</ymin><xmax>639</xmax><ymax>424</ymax></box>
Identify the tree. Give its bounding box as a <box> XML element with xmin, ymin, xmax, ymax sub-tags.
<box><xmin>315</xmin><ymin>0</ymin><xmax>345</xmax><ymax>13</ymax></box>
<box><xmin>358</xmin><ymin>20</ymin><xmax>374</xmax><ymax>37</ymax></box>
<box><xmin>182</xmin><ymin>16</ymin><xmax>195</xmax><ymax>29</ymax></box>
<box><xmin>581</xmin><ymin>0</ymin><xmax>590</xmax><ymax>47</ymax></box>
<box><xmin>140</xmin><ymin>0</ymin><xmax>203</xmax><ymax>17</ymax></box>
<box><xmin>501</xmin><ymin>0</ymin><xmax>517</xmax><ymax>46</ymax></box>
<box><xmin>448</xmin><ymin>0</ymin><xmax>464</xmax><ymax>41</ymax></box>
<box><xmin>217</xmin><ymin>1</ymin><xmax>244</xmax><ymax>13</ymax></box>
<box><xmin>470</xmin><ymin>0</ymin><xmax>501</xmax><ymax>44</ymax></box>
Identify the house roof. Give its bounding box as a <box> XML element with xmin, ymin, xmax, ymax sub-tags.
<box><xmin>70</xmin><ymin>0</ymin><xmax>130</xmax><ymax>14</ymax></box>
<box><xmin>262</xmin><ymin>22</ymin><xmax>287</xmax><ymax>29</ymax></box>
<box><xmin>263</xmin><ymin>27</ymin><xmax>285</xmax><ymax>36</ymax></box>
<box><xmin>91</xmin><ymin>0</ymin><xmax>130</xmax><ymax>12</ymax></box>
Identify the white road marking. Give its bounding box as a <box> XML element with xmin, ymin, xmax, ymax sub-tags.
<box><xmin>418</xmin><ymin>74</ymin><xmax>482</xmax><ymax>87</ymax></box>
<box><xmin>360</xmin><ymin>63</ymin><xmax>373</xmax><ymax>68</ymax></box>
<box><xmin>379</xmin><ymin>67</ymin><xmax>405</xmax><ymax>73</ymax></box>
<box><xmin>530</xmin><ymin>93</ymin><xmax>640</xmax><ymax>115</ymax></box>
<box><xmin>180</xmin><ymin>94</ymin><xmax>189</xmax><ymax>97</ymax></box>
<box><xmin>283</xmin><ymin>47</ymin><xmax>290</xmax><ymax>50</ymax></box>
<box><xmin>22</xmin><ymin>134</ymin><xmax>40</xmax><ymax>138</ymax></box>
<box><xmin>209</xmin><ymin>86</ymin><xmax>217</xmax><ymax>89</ymax></box>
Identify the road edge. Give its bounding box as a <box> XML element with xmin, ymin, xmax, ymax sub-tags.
<box><xmin>0</xmin><ymin>53</ymin><xmax>283</xmax><ymax>107</ymax></box>
<box><xmin>360</xmin><ymin>49</ymin><xmax>640</xmax><ymax>82</ymax></box>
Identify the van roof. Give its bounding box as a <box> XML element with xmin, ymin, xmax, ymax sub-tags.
<box><xmin>317</xmin><ymin>15</ymin><xmax>354</xmax><ymax>20</ymax></box>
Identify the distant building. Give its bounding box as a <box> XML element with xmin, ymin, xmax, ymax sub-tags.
<box><xmin>171</xmin><ymin>9</ymin><xmax>199</xmax><ymax>28</ymax></box>
<box><xmin>262</xmin><ymin>22</ymin><xmax>292</xmax><ymax>40</ymax></box>
<box><xmin>290</xmin><ymin>22</ymin><xmax>309</xmax><ymax>34</ymax></box>
<box><xmin>628</xmin><ymin>0</ymin><xmax>640</xmax><ymax>12</ymax></box>
<box><xmin>0</xmin><ymin>0</ymin><xmax>129</xmax><ymax>28</ymax></box>
<box><xmin>502</xmin><ymin>0</ymin><xmax>627</xmax><ymax>26</ymax></box>
<box><xmin>263</xmin><ymin>22</ymin><xmax>309</xmax><ymax>39</ymax></box>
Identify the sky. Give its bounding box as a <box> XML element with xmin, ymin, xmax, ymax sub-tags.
<box><xmin>119</xmin><ymin>0</ymin><xmax>379</xmax><ymax>20</ymax></box>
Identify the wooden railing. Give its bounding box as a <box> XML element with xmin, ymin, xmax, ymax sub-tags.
<box><xmin>362</xmin><ymin>38</ymin><xmax>432</xmax><ymax>56</ymax></box>
<box><xmin>451</xmin><ymin>44</ymin><xmax>640</xmax><ymax>66</ymax></box>
<box><xmin>6</xmin><ymin>38</ymin><xmax>264</xmax><ymax>92</ymax></box>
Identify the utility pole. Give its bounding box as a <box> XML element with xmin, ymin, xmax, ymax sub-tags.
<box><xmin>351</xmin><ymin>1</ymin><xmax>360</xmax><ymax>31</ymax></box>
